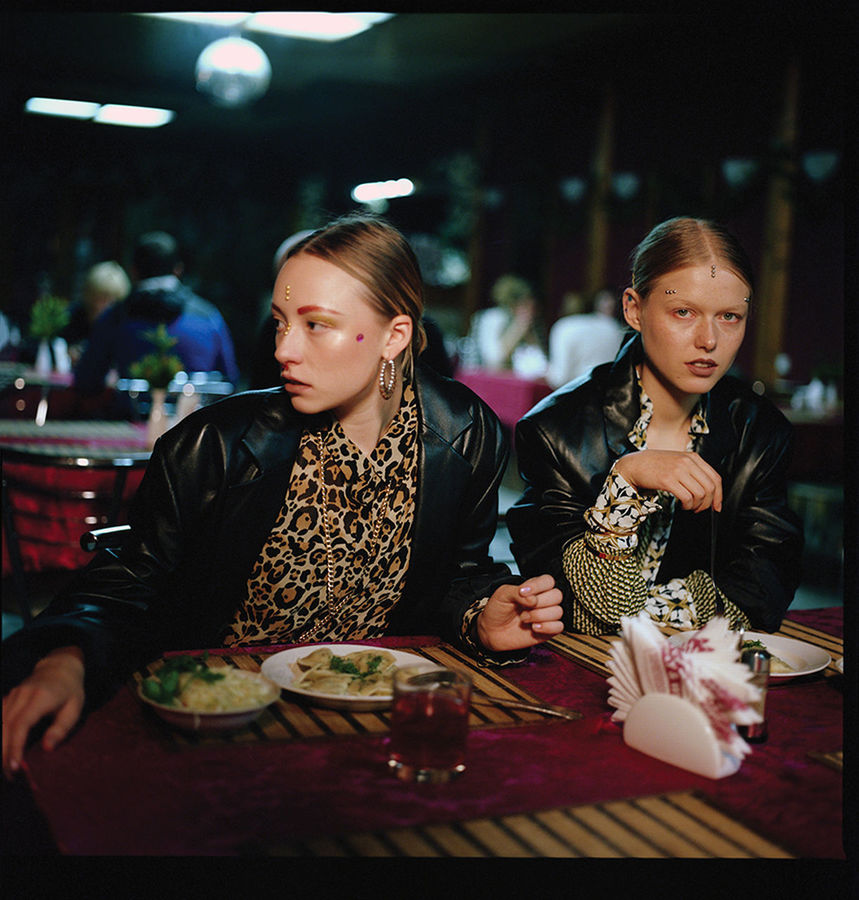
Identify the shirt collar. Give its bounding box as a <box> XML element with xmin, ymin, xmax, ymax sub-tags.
<box><xmin>629</xmin><ymin>366</ymin><xmax>709</xmax><ymax>450</ymax></box>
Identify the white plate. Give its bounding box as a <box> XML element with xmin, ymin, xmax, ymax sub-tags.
<box><xmin>260</xmin><ymin>644</ymin><xmax>431</xmax><ymax>711</ymax></box>
<box><xmin>667</xmin><ymin>631</ymin><xmax>830</xmax><ymax>680</ymax></box>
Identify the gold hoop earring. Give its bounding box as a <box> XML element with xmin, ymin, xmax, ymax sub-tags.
<box><xmin>378</xmin><ymin>358</ymin><xmax>396</xmax><ymax>400</ymax></box>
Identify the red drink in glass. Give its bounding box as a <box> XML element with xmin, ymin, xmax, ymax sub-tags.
<box><xmin>388</xmin><ymin>666</ymin><xmax>471</xmax><ymax>782</ymax></box>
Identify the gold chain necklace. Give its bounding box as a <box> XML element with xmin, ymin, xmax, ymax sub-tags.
<box><xmin>294</xmin><ymin>429</ymin><xmax>392</xmax><ymax>642</ymax></box>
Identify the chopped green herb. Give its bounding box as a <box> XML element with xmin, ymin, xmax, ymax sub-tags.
<box><xmin>141</xmin><ymin>651</ymin><xmax>225</xmax><ymax>706</ymax></box>
<box><xmin>741</xmin><ymin>639</ymin><xmax>766</xmax><ymax>650</ymax></box>
<box><xmin>328</xmin><ymin>654</ymin><xmax>384</xmax><ymax>681</ymax></box>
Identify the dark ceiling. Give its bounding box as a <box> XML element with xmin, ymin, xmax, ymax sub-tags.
<box><xmin>2</xmin><ymin>12</ymin><xmax>845</xmax><ymax>180</ymax></box>
<box><xmin>3</xmin><ymin>13</ymin><xmax>629</xmax><ymax>139</ymax></box>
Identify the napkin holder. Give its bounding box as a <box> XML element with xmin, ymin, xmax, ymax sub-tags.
<box><xmin>623</xmin><ymin>693</ymin><xmax>741</xmax><ymax>779</ymax></box>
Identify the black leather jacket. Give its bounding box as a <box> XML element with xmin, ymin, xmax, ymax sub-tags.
<box><xmin>3</xmin><ymin>365</ymin><xmax>514</xmax><ymax>700</ymax></box>
<box><xmin>507</xmin><ymin>335</ymin><xmax>803</xmax><ymax>633</ymax></box>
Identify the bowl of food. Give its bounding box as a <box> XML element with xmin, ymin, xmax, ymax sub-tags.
<box><xmin>138</xmin><ymin>654</ymin><xmax>281</xmax><ymax>733</ymax></box>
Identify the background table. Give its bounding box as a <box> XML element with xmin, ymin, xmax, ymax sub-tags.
<box><xmin>10</xmin><ymin>608</ymin><xmax>844</xmax><ymax>859</ymax></box>
<box><xmin>1</xmin><ymin>420</ymin><xmax>149</xmax><ymax>579</ymax></box>
<box><xmin>455</xmin><ymin>368</ymin><xmax>552</xmax><ymax>433</ymax></box>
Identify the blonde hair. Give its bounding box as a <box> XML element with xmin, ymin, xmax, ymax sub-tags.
<box><xmin>491</xmin><ymin>274</ymin><xmax>533</xmax><ymax>310</ymax></box>
<box><xmin>288</xmin><ymin>215</ymin><xmax>427</xmax><ymax>379</ymax></box>
<box><xmin>83</xmin><ymin>261</ymin><xmax>131</xmax><ymax>310</ymax></box>
<box><xmin>630</xmin><ymin>217</ymin><xmax>755</xmax><ymax>299</ymax></box>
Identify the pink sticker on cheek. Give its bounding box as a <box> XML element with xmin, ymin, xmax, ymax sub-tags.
<box><xmin>356</xmin><ymin>333</ymin><xmax>364</xmax><ymax>342</ymax></box>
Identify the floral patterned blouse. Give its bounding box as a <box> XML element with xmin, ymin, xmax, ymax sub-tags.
<box><xmin>561</xmin><ymin>372</ymin><xmax>751</xmax><ymax>634</ymax></box>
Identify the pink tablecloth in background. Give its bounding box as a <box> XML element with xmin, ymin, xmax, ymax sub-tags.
<box><xmin>456</xmin><ymin>368</ymin><xmax>552</xmax><ymax>431</ymax></box>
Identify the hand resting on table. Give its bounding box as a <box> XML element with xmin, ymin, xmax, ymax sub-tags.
<box><xmin>2</xmin><ymin>646</ymin><xmax>85</xmax><ymax>780</ymax></box>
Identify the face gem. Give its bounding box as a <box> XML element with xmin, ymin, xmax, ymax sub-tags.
<box><xmin>356</xmin><ymin>333</ymin><xmax>364</xmax><ymax>342</ymax></box>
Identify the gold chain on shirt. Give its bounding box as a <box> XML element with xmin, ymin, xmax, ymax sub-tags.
<box><xmin>293</xmin><ymin>428</ymin><xmax>393</xmax><ymax>642</ymax></box>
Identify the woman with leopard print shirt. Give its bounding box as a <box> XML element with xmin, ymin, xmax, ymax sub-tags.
<box><xmin>3</xmin><ymin>215</ymin><xmax>562</xmax><ymax>777</ymax></box>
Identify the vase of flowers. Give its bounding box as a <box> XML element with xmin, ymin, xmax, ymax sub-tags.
<box><xmin>129</xmin><ymin>325</ymin><xmax>184</xmax><ymax>447</ymax></box>
<box><xmin>29</xmin><ymin>295</ymin><xmax>71</xmax><ymax>376</ymax></box>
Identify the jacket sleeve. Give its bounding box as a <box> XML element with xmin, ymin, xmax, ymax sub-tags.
<box><xmin>714</xmin><ymin>409</ymin><xmax>804</xmax><ymax>631</ymax></box>
<box><xmin>1</xmin><ymin>416</ymin><xmax>229</xmax><ymax>703</ymax></box>
<box><xmin>506</xmin><ymin>411</ymin><xmax>597</xmax><ymax>621</ymax></box>
<box><xmin>409</xmin><ymin>389</ymin><xmax>526</xmax><ymax>661</ymax></box>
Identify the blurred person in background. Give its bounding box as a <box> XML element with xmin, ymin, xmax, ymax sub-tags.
<box><xmin>62</xmin><ymin>261</ymin><xmax>131</xmax><ymax>366</ymax></box>
<box><xmin>467</xmin><ymin>274</ymin><xmax>548</xmax><ymax>376</ymax></box>
<box><xmin>74</xmin><ymin>231</ymin><xmax>239</xmax><ymax>394</ymax></box>
<box><xmin>546</xmin><ymin>288</ymin><xmax>625</xmax><ymax>389</ymax></box>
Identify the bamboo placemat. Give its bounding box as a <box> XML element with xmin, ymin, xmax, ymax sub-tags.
<box><xmin>547</xmin><ymin>618</ymin><xmax>843</xmax><ymax>680</ymax></box>
<box><xmin>808</xmin><ymin>750</ymin><xmax>843</xmax><ymax>773</ymax></box>
<box><xmin>263</xmin><ymin>790</ymin><xmax>795</xmax><ymax>858</ymax></box>
<box><xmin>132</xmin><ymin>643</ymin><xmax>571</xmax><ymax>747</ymax></box>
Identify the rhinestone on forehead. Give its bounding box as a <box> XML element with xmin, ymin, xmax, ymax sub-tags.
<box><xmin>284</xmin><ymin>283</ymin><xmax>291</xmax><ymax>303</ymax></box>
<box><xmin>711</xmin><ymin>265</ymin><xmax>716</xmax><ymax>278</ymax></box>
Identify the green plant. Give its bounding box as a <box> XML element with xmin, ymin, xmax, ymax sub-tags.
<box><xmin>129</xmin><ymin>324</ymin><xmax>184</xmax><ymax>389</ymax></box>
<box><xmin>29</xmin><ymin>295</ymin><xmax>70</xmax><ymax>339</ymax></box>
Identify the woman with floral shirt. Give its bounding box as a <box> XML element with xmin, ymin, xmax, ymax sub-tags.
<box><xmin>507</xmin><ymin>217</ymin><xmax>803</xmax><ymax>635</ymax></box>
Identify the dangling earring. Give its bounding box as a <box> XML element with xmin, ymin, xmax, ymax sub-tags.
<box><xmin>378</xmin><ymin>358</ymin><xmax>396</xmax><ymax>400</ymax></box>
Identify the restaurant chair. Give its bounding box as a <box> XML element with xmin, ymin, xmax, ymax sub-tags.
<box><xmin>2</xmin><ymin>451</ymin><xmax>145</xmax><ymax>623</ymax></box>
<box><xmin>80</xmin><ymin>524</ymin><xmax>131</xmax><ymax>552</ymax></box>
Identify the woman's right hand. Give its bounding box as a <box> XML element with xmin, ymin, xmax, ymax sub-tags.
<box><xmin>2</xmin><ymin>646</ymin><xmax>86</xmax><ymax>779</ymax></box>
<box><xmin>613</xmin><ymin>449</ymin><xmax>723</xmax><ymax>513</ymax></box>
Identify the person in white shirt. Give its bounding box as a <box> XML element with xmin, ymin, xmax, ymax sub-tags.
<box><xmin>467</xmin><ymin>275</ymin><xmax>548</xmax><ymax>375</ymax></box>
<box><xmin>547</xmin><ymin>288</ymin><xmax>625</xmax><ymax>389</ymax></box>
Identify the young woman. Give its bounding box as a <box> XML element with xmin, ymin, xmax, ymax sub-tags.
<box><xmin>3</xmin><ymin>215</ymin><xmax>562</xmax><ymax>777</ymax></box>
<box><xmin>507</xmin><ymin>217</ymin><xmax>803</xmax><ymax>635</ymax></box>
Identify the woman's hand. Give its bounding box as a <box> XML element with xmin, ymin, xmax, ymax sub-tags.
<box><xmin>613</xmin><ymin>449</ymin><xmax>723</xmax><ymax>513</ymax></box>
<box><xmin>477</xmin><ymin>574</ymin><xmax>563</xmax><ymax>652</ymax></box>
<box><xmin>2</xmin><ymin>646</ymin><xmax>86</xmax><ymax>779</ymax></box>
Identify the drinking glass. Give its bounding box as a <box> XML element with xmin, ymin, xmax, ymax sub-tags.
<box><xmin>387</xmin><ymin>664</ymin><xmax>471</xmax><ymax>783</ymax></box>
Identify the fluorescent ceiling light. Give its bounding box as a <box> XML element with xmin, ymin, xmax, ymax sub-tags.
<box><xmin>141</xmin><ymin>12</ymin><xmax>394</xmax><ymax>42</ymax></box>
<box><xmin>352</xmin><ymin>178</ymin><xmax>415</xmax><ymax>203</ymax></box>
<box><xmin>25</xmin><ymin>97</ymin><xmax>101</xmax><ymax>119</ymax></box>
<box><xmin>25</xmin><ymin>97</ymin><xmax>175</xmax><ymax>128</ymax></box>
<box><xmin>94</xmin><ymin>105</ymin><xmax>175</xmax><ymax>128</ymax></box>
<box><xmin>246</xmin><ymin>12</ymin><xmax>394</xmax><ymax>41</ymax></box>
<box><xmin>143</xmin><ymin>13</ymin><xmax>252</xmax><ymax>28</ymax></box>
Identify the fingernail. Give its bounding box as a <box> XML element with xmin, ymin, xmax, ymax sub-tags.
<box><xmin>532</xmin><ymin>623</ymin><xmax>542</xmax><ymax>631</ymax></box>
<box><xmin>9</xmin><ymin>759</ymin><xmax>19</xmax><ymax>772</ymax></box>
<box><xmin>519</xmin><ymin>585</ymin><xmax>532</xmax><ymax>595</ymax></box>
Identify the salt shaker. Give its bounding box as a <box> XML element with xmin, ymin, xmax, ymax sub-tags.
<box><xmin>738</xmin><ymin>647</ymin><xmax>770</xmax><ymax>743</ymax></box>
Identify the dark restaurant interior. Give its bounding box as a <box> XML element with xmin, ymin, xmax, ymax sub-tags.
<box><xmin>0</xmin><ymin>11</ymin><xmax>849</xmax><ymax>864</ymax></box>
<box><xmin>1</xmin><ymin>10</ymin><xmax>845</xmax><ymax>625</ymax></box>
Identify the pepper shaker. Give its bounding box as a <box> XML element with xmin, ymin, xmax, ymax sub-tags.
<box><xmin>738</xmin><ymin>647</ymin><xmax>770</xmax><ymax>743</ymax></box>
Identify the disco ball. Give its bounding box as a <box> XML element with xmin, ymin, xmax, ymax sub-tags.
<box><xmin>195</xmin><ymin>37</ymin><xmax>272</xmax><ymax>108</ymax></box>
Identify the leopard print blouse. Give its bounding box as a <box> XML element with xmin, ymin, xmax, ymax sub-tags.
<box><xmin>223</xmin><ymin>385</ymin><xmax>418</xmax><ymax>646</ymax></box>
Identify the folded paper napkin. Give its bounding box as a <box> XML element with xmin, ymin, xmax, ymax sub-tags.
<box><xmin>607</xmin><ymin>613</ymin><xmax>762</xmax><ymax>761</ymax></box>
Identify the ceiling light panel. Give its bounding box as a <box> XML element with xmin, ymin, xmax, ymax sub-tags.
<box><xmin>24</xmin><ymin>97</ymin><xmax>175</xmax><ymax>128</ymax></box>
<box><xmin>25</xmin><ymin>97</ymin><xmax>101</xmax><ymax>119</ymax></box>
<box><xmin>140</xmin><ymin>12</ymin><xmax>394</xmax><ymax>42</ymax></box>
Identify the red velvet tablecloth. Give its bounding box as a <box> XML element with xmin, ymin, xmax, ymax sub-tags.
<box><xmin>14</xmin><ymin>608</ymin><xmax>844</xmax><ymax>857</ymax></box>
